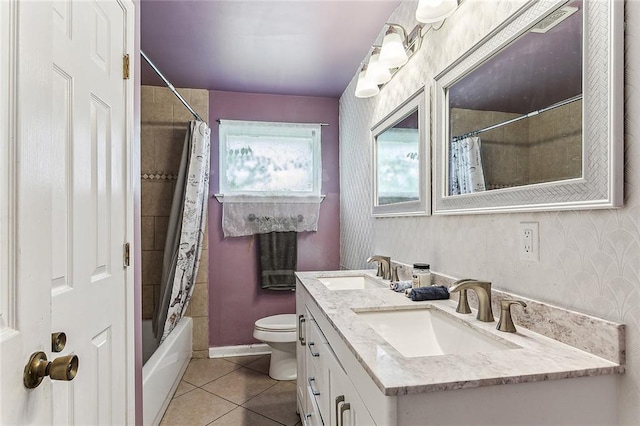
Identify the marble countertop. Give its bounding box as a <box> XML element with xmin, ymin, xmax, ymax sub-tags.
<box><xmin>296</xmin><ymin>270</ymin><xmax>625</xmax><ymax>396</ymax></box>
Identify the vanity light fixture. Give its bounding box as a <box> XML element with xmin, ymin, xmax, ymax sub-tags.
<box><xmin>355</xmin><ymin>63</ymin><xmax>380</xmax><ymax>98</ymax></box>
<box><xmin>415</xmin><ymin>0</ymin><xmax>458</xmax><ymax>24</ymax></box>
<box><xmin>379</xmin><ymin>25</ymin><xmax>409</xmax><ymax>68</ymax></box>
<box><xmin>367</xmin><ymin>47</ymin><xmax>392</xmax><ymax>85</ymax></box>
<box><xmin>355</xmin><ymin>23</ymin><xmax>425</xmax><ymax>99</ymax></box>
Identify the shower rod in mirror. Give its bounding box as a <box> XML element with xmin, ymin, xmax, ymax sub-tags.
<box><xmin>451</xmin><ymin>94</ymin><xmax>583</xmax><ymax>142</ymax></box>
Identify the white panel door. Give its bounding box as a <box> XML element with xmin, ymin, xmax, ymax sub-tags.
<box><xmin>51</xmin><ymin>0</ymin><xmax>132</xmax><ymax>424</ymax></box>
<box><xmin>0</xmin><ymin>1</ymin><xmax>134</xmax><ymax>424</ymax></box>
<box><xmin>0</xmin><ymin>1</ymin><xmax>55</xmax><ymax>423</ymax></box>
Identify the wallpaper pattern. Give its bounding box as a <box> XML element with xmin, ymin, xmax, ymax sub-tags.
<box><xmin>339</xmin><ymin>0</ymin><xmax>639</xmax><ymax>422</ymax></box>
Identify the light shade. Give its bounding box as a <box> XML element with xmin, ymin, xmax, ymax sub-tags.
<box><xmin>354</xmin><ymin>65</ymin><xmax>380</xmax><ymax>98</ymax></box>
<box><xmin>379</xmin><ymin>27</ymin><xmax>408</xmax><ymax>68</ymax></box>
<box><xmin>416</xmin><ymin>0</ymin><xmax>458</xmax><ymax>23</ymax></box>
<box><xmin>366</xmin><ymin>48</ymin><xmax>392</xmax><ymax>85</ymax></box>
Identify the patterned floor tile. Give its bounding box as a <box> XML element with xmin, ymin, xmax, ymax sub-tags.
<box><xmin>208</xmin><ymin>406</ymin><xmax>282</xmax><ymax>426</ymax></box>
<box><xmin>159</xmin><ymin>388</ymin><xmax>236</xmax><ymax>426</ymax></box>
<box><xmin>224</xmin><ymin>354</ymin><xmax>268</xmax><ymax>366</ymax></box>
<box><xmin>244</xmin><ymin>355</ymin><xmax>271</xmax><ymax>375</ymax></box>
<box><xmin>241</xmin><ymin>381</ymin><xmax>299</xmax><ymax>426</ymax></box>
<box><xmin>202</xmin><ymin>366</ymin><xmax>278</xmax><ymax>405</ymax></box>
<box><xmin>173</xmin><ymin>380</ymin><xmax>196</xmax><ymax>398</ymax></box>
<box><xmin>181</xmin><ymin>358</ymin><xmax>240</xmax><ymax>387</ymax></box>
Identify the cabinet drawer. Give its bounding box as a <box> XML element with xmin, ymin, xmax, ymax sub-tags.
<box><xmin>304</xmin><ymin>384</ymin><xmax>324</xmax><ymax>426</ymax></box>
<box><xmin>307</xmin><ymin>318</ymin><xmax>327</xmax><ymax>360</ymax></box>
<box><xmin>306</xmin><ymin>317</ymin><xmax>331</xmax><ymax>423</ymax></box>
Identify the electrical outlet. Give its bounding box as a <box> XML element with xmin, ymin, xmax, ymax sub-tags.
<box><xmin>519</xmin><ymin>222</ymin><xmax>539</xmax><ymax>261</ymax></box>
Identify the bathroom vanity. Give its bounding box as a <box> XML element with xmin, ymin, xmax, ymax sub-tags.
<box><xmin>295</xmin><ymin>270</ymin><xmax>624</xmax><ymax>426</ymax></box>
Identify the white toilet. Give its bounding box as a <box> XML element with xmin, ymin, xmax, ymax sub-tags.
<box><xmin>253</xmin><ymin>314</ymin><xmax>297</xmax><ymax>380</ymax></box>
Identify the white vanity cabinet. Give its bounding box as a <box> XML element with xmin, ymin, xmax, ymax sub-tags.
<box><xmin>328</xmin><ymin>359</ymin><xmax>375</xmax><ymax>426</ymax></box>
<box><xmin>296</xmin><ymin>274</ymin><xmax>622</xmax><ymax>426</ymax></box>
<box><xmin>297</xmin><ymin>283</ymin><xmax>380</xmax><ymax>425</ymax></box>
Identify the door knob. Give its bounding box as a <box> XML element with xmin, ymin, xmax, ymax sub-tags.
<box><xmin>23</xmin><ymin>351</ymin><xmax>78</xmax><ymax>389</ymax></box>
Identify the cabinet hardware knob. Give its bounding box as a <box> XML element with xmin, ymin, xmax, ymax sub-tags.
<box><xmin>308</xmin><ymin>341</ymin><xmax>320</xmax><ymax>357</ymax></box>
<box><xmin>335</xmin><ymin>395</ymin><xmax>345</xmax><ymax>425</ymax></box>
<box><xmin>340</xmin><ymin>402</ymin><xmax>351</xmax><ymax>425</ymax></box>
<box><xmin>308</xmin><ymin>377</ymin><xmax>320</xmax><ymax>396</ymax></box>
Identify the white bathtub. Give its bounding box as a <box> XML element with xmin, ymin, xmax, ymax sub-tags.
<box><xmin>142</xmin><ymin>317</ymin><xmax>192</xmax><ymax>426</ymax></box>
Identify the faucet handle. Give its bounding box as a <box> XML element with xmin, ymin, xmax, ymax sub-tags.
<box><xmin>497</xmin><ymin>299</ymin><xmax>527</xmax><ymax>333</ymax></box>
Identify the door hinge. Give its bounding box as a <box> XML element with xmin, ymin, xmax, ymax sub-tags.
<box><xmin>123</xmin><ymin>54</ymin><xmax>130</xmax><ymax>80</ymax></box>
<box><xmin>123</xmin><ymin>242</ymin><xmax>130</xmax><ymax>267</ymax></box>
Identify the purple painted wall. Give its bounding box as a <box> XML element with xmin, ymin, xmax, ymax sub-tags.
<box><xmin>208</xmin><ymin>91</ymin><xmax>340</xmax><ymax>347</ymax></box>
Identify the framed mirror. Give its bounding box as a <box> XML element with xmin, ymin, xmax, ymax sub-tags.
<box><xmin>371</xmin><ymin>88</ymin><xmax>429</xmax><ymax>217</ymax></box>
<box><xmin>433</xmin><ymin>0</ymin><xmax>623</xmax><ymax>214</ymax></box>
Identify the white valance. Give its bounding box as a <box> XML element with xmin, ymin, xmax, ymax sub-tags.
<box><xmin>220</xmin><ymin>195</ymin><xmax>323</xmax><ymax>237</ymax></box>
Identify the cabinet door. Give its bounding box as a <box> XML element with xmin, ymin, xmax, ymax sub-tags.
<box><xmin>296</xmin><ymin>286</ymin><xmax>308</xmax><ymax>416</ymax></box>
<box><xmin>307</xmin><ymin>312</ymin><xmax>331</xmax><ymax>421</ymax></box>
<box><xmin>329</xmin><ymin>359</ymin><xmax>376</xmax><ymax>426</ymax></box>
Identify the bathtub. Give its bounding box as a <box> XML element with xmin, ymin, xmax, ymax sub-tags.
<box><xmin>142</xmin><ymin>317</ymin><xmax>192</xmax><ymax>426</ymax></box>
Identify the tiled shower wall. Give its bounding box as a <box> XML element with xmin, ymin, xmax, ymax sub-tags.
<box><xmin>141</xmin><ymin>86</ymin><xmax>210</xmax><ymax>358</ymax></box>
<box><xmin>339</xmin><ymin>0</ymin><xmax>639</xmax><ymax>423</ymax></box>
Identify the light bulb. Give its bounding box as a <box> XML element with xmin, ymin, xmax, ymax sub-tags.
<box><xmin>416</xmin><ymin>0</ymin><xmax>457</xmax><ymax>23</ymax></box>
<box><xmin>366</xmin><ymin>49</ymin><xmax>392</xmax><ymax>85</ymax></box>
<box><xmin>354</xmin><ymin>66</ymin><xmax>380</xmax><ymax>98</ymax></box>
<box><xmin>379</xmin><ymin>27</ymin><xmax>408</xmax><ymax>68</ymax></box>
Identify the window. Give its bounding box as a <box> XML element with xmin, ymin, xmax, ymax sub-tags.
<box><xmin>219</xmin><ymin>120</ymin><xmax>322</xmax><ymax>197</ymax></box>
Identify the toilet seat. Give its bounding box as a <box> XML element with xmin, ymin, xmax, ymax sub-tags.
<box><xmin>254</xmin><ymin>314</ymin><xmax>296</xmax><ymax>332</ymax></box>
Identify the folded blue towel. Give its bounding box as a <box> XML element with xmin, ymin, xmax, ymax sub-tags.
<box><xmin>410</xmin><ymin>285</ymin><xmax>449</xmax><ymax>302</ymax></box>
<box><xmin>391</xmin><ymin>280</ymin><xmax>413</xmax><ymax>292</ymax></box>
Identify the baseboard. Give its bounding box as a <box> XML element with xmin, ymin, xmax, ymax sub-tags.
<box><xmin>208</xmin><ymin>343</ymin><xmax>271</xmax><ymax>358</ymax></box>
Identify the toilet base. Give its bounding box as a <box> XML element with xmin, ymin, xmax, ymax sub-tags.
<box><xmin>268</xmin><ymin>346</ymin><xmax>297</xmax><ymax>380</ymax></box>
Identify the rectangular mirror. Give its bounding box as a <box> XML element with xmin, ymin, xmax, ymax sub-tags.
<box><xmin>371</xmin><ymin>88</ymin><xmax>430</xmax><ymax>217</ymax></box>
<box><xmin>433</xmin><ymin>0</ymin><xmax>623</xmax><ymax>214</ymax></box>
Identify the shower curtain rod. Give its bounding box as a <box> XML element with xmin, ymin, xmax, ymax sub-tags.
<box><xmin>140</xmin><ymin>50</ymin><xmax>205</xmax><ymax>123</ymax></box>
<box><xmin>452</xmin><ymin>94</ymin><xmax>583</xmax><ymax>142</ymax></box>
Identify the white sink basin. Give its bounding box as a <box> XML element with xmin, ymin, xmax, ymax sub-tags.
<box><xmin>355</xmin><ymin>308</ymin><xmax>515</xmax><ymax>357</ymax></box>
<box><xmin>318</xmin><ymin>275</ymin><xmax>386</xmax><ymax>290</ymax></box>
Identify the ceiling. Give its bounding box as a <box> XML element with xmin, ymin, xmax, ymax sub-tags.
<box><xmin>140</xmin><ymin>0</ymin><xmax>401</xmax><ymax>98</ymax></box>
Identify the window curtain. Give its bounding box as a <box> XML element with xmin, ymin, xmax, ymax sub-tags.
<box><xmin>218</xmin><ymin>119</ymin><xmax>322</xmax><ymax>237</ymax></box>
<box><xmin>449</xmin><ymin>136</ymin><xmax>486</xmax><ymax>195</ymax></box>
<box><xmin>221</xmin><ymin>195</ymin><xmax>322</xmax><ymax>237</ymax></box>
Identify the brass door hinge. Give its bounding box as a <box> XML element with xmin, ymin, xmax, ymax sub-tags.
<box><xmin>123</xmin><ymin>242</ymin><xmax>130</xmax><ymax>267</ymax></box>
<box><xmin>123</xmin><ymin>54</ymin><xmax>130</xmax><ymax>80</ymax></box>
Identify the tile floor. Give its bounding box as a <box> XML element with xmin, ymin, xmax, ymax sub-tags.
<box><xmin>160</xmin><ymin>355</ymin><xmax>302</xmax><ymax>426</ymax></box>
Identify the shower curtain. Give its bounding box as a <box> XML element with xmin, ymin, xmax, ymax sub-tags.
<box><xmin>153</xmin><ymin>120</ymin><xmax>211</xmax><ymax>344</ymax></box>
<box><xmin>449</xmin><ymin>136</ymin><xmax>486</xmax><ymax>195</ymax></box>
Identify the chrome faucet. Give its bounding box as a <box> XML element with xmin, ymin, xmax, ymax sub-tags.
<box><xmin>448</xmin><ymin>279</ymin><xmax>494</xmax><ymax>322</ymax></box>
<box><xmin>366</xmin><ymin>255</ymin><xmax>391</xmax><ymax>280</ymax></box>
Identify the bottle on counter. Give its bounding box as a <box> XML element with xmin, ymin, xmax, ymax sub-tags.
<box><xmin>412</xmin><ymin>263</ymin><xmax>431</xmax><ymax>288</ymax></box>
